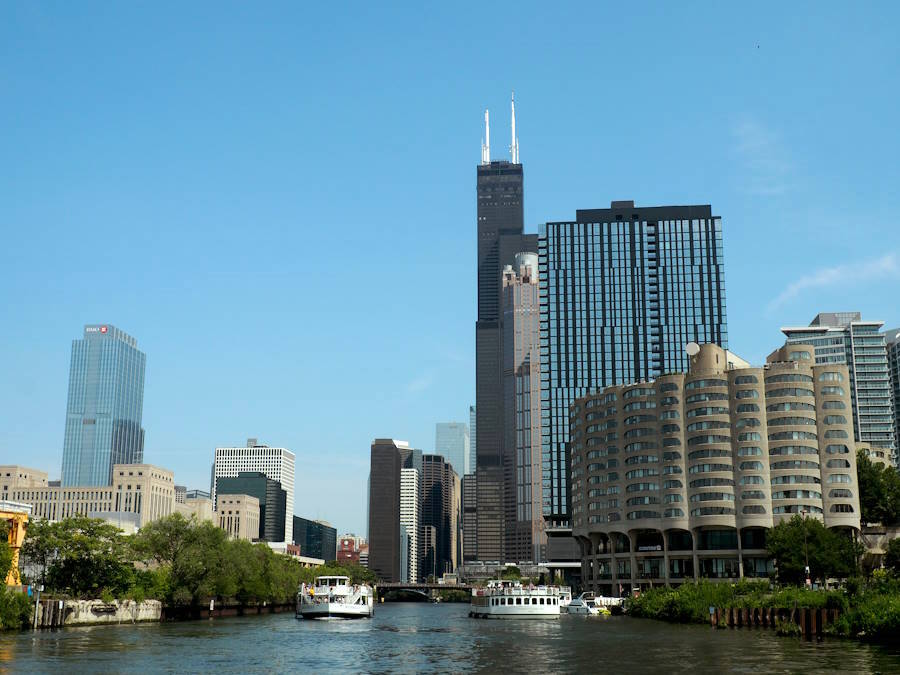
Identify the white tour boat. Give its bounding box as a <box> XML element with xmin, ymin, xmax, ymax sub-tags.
<box><xmin>565</xmin><ymin>592</ymin><xmax>611</xmax><ymax>616</ymax></box>
<box><xmin>470</xmin><ymin>579</ymin><xmax>565</xmax><ymax>619</ymax></box>
<box><xmin>297</xmin><ymin>576</ymin><xmax>374</xmax><ymax>619</ymax></box>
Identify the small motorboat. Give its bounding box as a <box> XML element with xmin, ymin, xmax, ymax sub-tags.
<box><xmin>564</xmin><ymin>592</ymin><xmax>611</xmax><ymax>616</ymax></box>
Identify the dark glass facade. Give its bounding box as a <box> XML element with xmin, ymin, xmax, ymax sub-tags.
<box><xmin>539</xmin><ymin>202</ymin><xmax>728</xmax><ymax>529</ymax></box>
<box><xmin>421</xmin><ymin>454</ymin><xmax>456</xmax><ymax>577</ymax></box>
<box><xmin>216</xmin><ymin>472</ymin><xmax>286</xmax><ymax>542</ymax></box>
<box><xmin>293</xmin><ymin>516</ymin><xmax>337</xmax><ymax>561</ymax></box>
<box><xmin>475</xmin><ymin>159</ymin><xmax>536</xmax><ymax>561</ymax></box>
<box><xmin>368</xmin><ymin>439</ymin><xmax>403</xmax><ymax>581</ymax></box>
<box><xmin>61</xmin><ymin>324</ymin><xmax>146</xmax><ymax>486</ymax></box>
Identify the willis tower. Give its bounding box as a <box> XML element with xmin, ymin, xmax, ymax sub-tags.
<box><xmin>475</xmin><ymin>94</ymin><xmax>536</xmax><ymax>561</ymax></box>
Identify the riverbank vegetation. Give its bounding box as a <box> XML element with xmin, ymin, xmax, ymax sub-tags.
<box><xmin>19</xmin><ymin>514</ymin><xmax>372</xmax><ymax>610</ymax></box>
<box><xmin>0</xmin><ymin>521</ymin><xmax>33</xmax><ymax>630</ymax></box>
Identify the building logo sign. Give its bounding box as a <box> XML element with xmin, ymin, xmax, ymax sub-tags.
<box><xmin>85</xmin><ymin>325</ymin><xmax>109</xmax><ymax>334</ymax></box>
<box><xmin>100</xmin><ymin>326</ymin><xmax>108</xmax><ymax>333</ymax></box>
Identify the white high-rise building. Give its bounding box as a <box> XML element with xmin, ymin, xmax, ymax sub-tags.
<box><xmin>213</xmin><ymin>438</ymin><xmax>295</xmax><ymax>545</ymax></box>
<box><xmin>400</xmin><ymin>467</ymin><xmax>420</xmax><ymax>583</ymax></box>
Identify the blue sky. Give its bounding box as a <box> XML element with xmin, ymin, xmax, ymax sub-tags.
<box><xmin>2</xmin><ymin>2</ymin><xmax>898</xmax><ymax>535</ymax></box>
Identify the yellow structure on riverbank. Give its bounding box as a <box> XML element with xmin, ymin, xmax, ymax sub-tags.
<box><xmin>1</xmin><ymin>501</ymin><xmax>31</xmax><ymax>585</ymax></box>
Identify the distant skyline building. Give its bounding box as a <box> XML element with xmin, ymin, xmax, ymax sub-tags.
<box><xmin>213</xmin><ymin>439</ymin><xmax>295</xmax><ymax>544</ymax></box>
<box><xmin>216</xmin><ymin>471</ymin><xmax>287</xmax><ymax>542</ymax></box>
<box><xmin>367</xmin><ymin>438</ymin><xmax>404</xmax><ymax>582</ymax></box>
<box><xmin>886</xmin><ymin>328</ymin><xmax>900</xmax><ymax>459</ymax></box>
<box><xmin>502</xmin><ymin>254</ymin><xmax>545</xmax><ymax>562</ymax></box>
<box><xmin>475</xmin><ymin>96</ymin><xmax>537</xmax><ymax>563</ymax></box>
<box><xmin>61</xmin><ymin>324</ymin><xmax>146</xmax><ymax>486</ymax></box>
<box><xmin>783</xmin><ymin>313</ymin><xmax>896</xmax><ymax>466</ymax></box>
<box><xmin>293</xmin><ymin>516</ymin><xmax>337</xmax><ymax>561</ymax></box>
<box><xmin>421</xmin><ymin>454</ymin><xmax>460</xmax><ymax>577</ymax></box>
<box><xmin>400</xmin><ymin>467</ymin><xmax>420</xmax><ymax>583</ymax></box>
<box><xmin>540</xmin><ymin>201</ymin><xmax>729</xmax><ymax>576</ymax></box>
<box><xmin>461</xmin><ymin>473</ymin><xmax>477</xmax><ymax>563</ymax></box>
<box><xmin>435</xmin><ymin>422</ymin><xmax>470</xmax><ymax>476</ymax></box>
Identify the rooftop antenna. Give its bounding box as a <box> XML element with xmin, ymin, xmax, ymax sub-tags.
<box><xmin>510</xmin><ymin>91</ymin><xmax>519</xmax><ymax>164</ymax></box>
<box><xmin>481</xmin><ymin>109</ymin><xmax>491</xmax><ymax>165</ymax></box>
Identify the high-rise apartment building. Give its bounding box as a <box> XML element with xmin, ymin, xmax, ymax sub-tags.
<box><xmin>400</xmin><ymin>467</ymin><xmax>420</xmax><ymax>583</ymax></box>
<box><xmin>540</xmin><ymin>202</ymin><xmax>728</xmax><ymax>574</ymax></box>
<box><xmin>783</xmin><ymin>313</ymin><xmax>896</xmax><ymax>465</ymax></box>
<box><xmin>571</xmin><ymin>342</ymin><xmax>860</xmax><ymax>595</ymax></box>
<box><xmin>367</xmin><ymin>439</ymin><xmax>404</xmax><ymax>582</ymax></box>
<box><xmin>435</xmin><ymin>422</ymin><xmax>470</xmax><ymax>477</ymax></box>
<box><xmin>421</xmin><ymin>454</ymin><xmax>460</xmax><ymax>577</ymax></box>
<box><xmin>502</xmin><ymin>254</ymin><xmax>545</xmax><ymax>563</ymax></box>
<box><xmin>216</xmin><ymin>472</ymin><xmax>287</xmax><ymax>542</ymax></box>
<box><xmin>213</xmin><ymin>439</ymin><xmax>295</xmax><ymax>544</ymax></box>
<box><xmin>61</xmin><ymin>324</ymin><xmax>146</xmax><ymax>486</ymax></box>
<box><xmin>886</xmin><ymin>328</ymin><xmax>900</xmax><ymax>459</ymax></box>
<box><xmin>475</xmin><ymin>98</ymin><xmax>537</xmax><ymax>562</ymax></box>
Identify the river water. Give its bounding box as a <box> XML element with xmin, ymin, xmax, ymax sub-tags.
<box><xmin>2</xmin><ymin>603</ymin><xmax>898</xmax><ymax>673</ymax></box>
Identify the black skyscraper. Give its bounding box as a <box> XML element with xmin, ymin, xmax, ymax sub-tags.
<box><xmin>475</xmin><ymin>99</ymin><xmax>537</xmax><ymax>561</ymax></box>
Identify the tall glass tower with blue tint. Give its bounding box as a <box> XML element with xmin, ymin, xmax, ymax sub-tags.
<box><xmin>539</xmin><ymin>201</ymin><xmax>728</xmax><ymax>570</ymax></box>
<box><xmin>61</xmin><ymin>324</ymin><xmax>146</xmax><ymax>486</ymax></box>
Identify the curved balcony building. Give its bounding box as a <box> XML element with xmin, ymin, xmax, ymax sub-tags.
<box><xmin>570</xmin><ymin>343</ymin><xmax>860</xmax><ymax>595</ymax></box>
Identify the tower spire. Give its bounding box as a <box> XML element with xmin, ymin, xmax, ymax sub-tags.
<box><xmin>481</xmin><ymin>109</ymin><xmax>491</xmax><ymax>165</ymax></box>
<box><xmin>510</xmin><ymin>91</ymin><xmax>519</xmax><ymax>164</ymax></box>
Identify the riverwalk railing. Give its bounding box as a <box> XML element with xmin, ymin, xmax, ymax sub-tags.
<box><xmin>709</xmin><ymin>606</ymin><xmax>839</xmax><ymax>637</ymax></box>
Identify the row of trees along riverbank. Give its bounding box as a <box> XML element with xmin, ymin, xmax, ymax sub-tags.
<box><xmin>4</xmin><ymin>513</ymin><xmax>374</xmax><ymax>630</ymax></box>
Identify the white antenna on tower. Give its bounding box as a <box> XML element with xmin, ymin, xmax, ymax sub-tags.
<box><xmin>481</xmin><ymin>109</ymin><xmax>491</xmax><ymax>165</ymax></box>
<box><xmin>510</xmin><ymin>91</ymin><xmax>519</xmax><ymax>164</ymax></box>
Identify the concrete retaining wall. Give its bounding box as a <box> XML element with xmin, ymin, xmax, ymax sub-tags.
<box><xmin>36</xmin><ymin>599</ymin><xmax>162</xmax><ymax>627</ymax></box>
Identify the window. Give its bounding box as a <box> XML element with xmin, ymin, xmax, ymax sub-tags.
<box><xmin>771</xmin><ymin>460</ymin><xmax>819</xmax><ymax>470</ymax></box>
<box><xmin>660</xmin><ymin>382</ymin><xmax>679</xmax><ymax>393</ymax></box>
<box><xmin>687</xmin><ymin>434</ymin><xmax>731</xmax><ymax>446</ymax></box>
<box><xmin>687</xmin><ymin>406</ymin><xmax>729</xmax><ymax>418</ymax></box>
<box><xmin>766</xmin><ymin>402</ymin><xmax>815</xmax><ymax>412</ymax></box>
<box><xmin>827</xmin><ymin>474</ymin><xmax>852</xmax><ymax>484</ymax></box>
<box><xmin>766</xmin><ymin>373</ymin><xmax>813</xmax><ymax>384</ymax></box>
<box><xmin>689</xmin><ymin>449</ymin><xmax>730</xmax><ymax>461</ymax></box>
<box><xmin>663</xmin><ymin>508</ymin><xmax>685</xmax><ymax>518</ymax></box>
<box><xmin>733</xmin><ymin>375</ymin><xmax>758</xmax><ymax>384</ymax></box>
<box><xmin>689</xmin><ymin>492</ymin><xmax>735</xmax><ymax>503</ymax></box>
<box><xmin>739</xmin><ymin>461</ymin><xmax>764</xmax><ymax>471</ymax></box>
<box><xmin>769</xmin><ymin>445</ymin><xmax>817</xmax><ymax>456</ymax></box>
<box><xmin>826</xmin><ymin>459</ymin><xmax>851</xmax><ymax>468</ymax></box>
<box><xmin>769</xmin><ymin>416</ymin><xmax>816</xmax><ymax>426</ymax></box>
<box><xmin>736</xmin><ymin>418</ymin><xmax>761</xmax><ymax>429</ymax></box>
<box><xmin>738</xmin><ymin>432</ymin><xmax>762</xmax><ymax>442</ymax></box>
<box><xmin>767</xmin><ymin>388</ymin><xmax>814</xmax><ymax>398</ymax></box>
<box><xmin>663</xmin><ymin>479</ymin><xmax>683</xmax><ymax>489</ymax></box>
<box><xmin>769</xmin><ymin>431</ymin><xmax>817</xmax><ymax>441</ymax></box>
<box><xmin>822</xmin><ymin>400</ymin><xmax>846</xmax><ymax>410</ymax></box>
<box><xmin>824</xmin><ymin>415</ymin><xmax>848</xmax><ymax>425</ymax></box>
<box><xmin>627</xmin><ymin>510</ymin><xmax>661</xmax><ymax>520</ymax></box>
<box><xmin>830</xmin><ymin>504</ymin><xmax>854</xmax><ymax>513</ymax></box>
<box><xmin>664</xmin><ymin>493</ymin><xmax>683</xmax><ymax>503</ymax></box>
<box><xmin>742</xmin><ymin>490</ymin><xmax>765</xmax><ymax>500</ymax></box>
<box><xmin>736</xmin><ymin>403</ymin><xmax>760</xmax><ymax>413</ymax></box>
<box><xmin>825</xmin><ymin>429</ymin><xmax>849</xmax><ymax>439</ymax></box>
<box><xmin>829</xmin><ymin>489</ymin><xmax>853</xmax><ymax>498</ymax></box>
<box><xmin>821</xmin><ymin>386</ymin><xmax>845</xmax><ymax>396</ymax></box>
<box><xmin>825</xmin><ymin>444</ymin><xmax>850</xmax><ymax>454</ymax></box>
<box><xmin>736</xmin><ymin>390</ymin><xmax>760</xmax><ymax>399</ymax></box>
<box><xmin>692</xmin><ymin>477</ymin><xmax>735</xmax><ymax>488</ymax></box>
<box><xmin>737</xmin><ymin>446</ymin><xmax>762</xmax><ymax>457</ymax></box>
<box><xmin>685</xmin><ymin>379</ymin><xmax>728</xmax><ymax>390</ymax></box>
<box><xmin>818</xmin><ymin>372</ymin><xmax>844</xmax><ymax>382</ymax></box>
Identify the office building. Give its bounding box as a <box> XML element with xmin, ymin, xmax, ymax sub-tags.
<box><xmin>421</xmin><ymin>454</ymin><xmax>460</xmax><ymax>577</ymax></box>
<box><xmin>293</xmin><ymin>516</ymin><xmax>337</xmax><ymax>561</ymax></box>
<box><xmin>571</xmin><ymin>342</ymin><xmax>860</xmax><ymax>595</ymax></box>
<box><xmin>887</xmin><ymin>328</ymin><xmax>900</xmax><ymax>458</ymax></box>
<box><xmin>540</xmin><ymin>201</ymin><xmax>728</xmax><ymax>576</ymax></box>
<box><xmin>475</xmin><ymin>97</ymin><xmax>538</xmax><ymax>562</ymax></box>
<box><xmin>213</xmin><ymin>439</ymin><xmax>295</xmax><ymax>544</ymax></box>
<box><xmin>2</xmin><ymin>463</ymin><xmax>175</xmax><ymax>528</ymax></box>
<box><xmin>783</xmin><ymin>313</ymin><xmax>896</xmax><ymax>466</ymax></box>
<box><xmin>400</xmin><ymin>467</ymin><xmax>420</xmax><ymax>583</ymax></box>
<box><xmin>502</xmin><ymin>254</ymin><xmax>545</xmax><ymax>562</ymax></box>
<box><xmin>61</xmin><ymin>324</ymin><xmax>146</xmax><ymax>486</ymax></box>
<box><xmin>367</xmin><ymin>439</ymin><xmax>404</xmax><ymax>582</ymax></box>
<box><xmin>337</xmin><ymin>535</ymin><xmax>365</xmax><ymax>564</ymax></box>
<box><xmin>461</xmin><ymin>473</ymin><xmax>477</xmax><ymax>562</ymax></box>
<box><xmin>216</xmin><ymin>472</ymin><xmax>287</xmax><ymax>542</ymax></box>
<box><xmin>435</xmin><ymin>422</ymin><xmax>470</xmax><ymax>477</ymax></box>
<box><xmin>216</xmin><ymin>494</ymin><xmax>260</xmax><ymax>541</ymax></box>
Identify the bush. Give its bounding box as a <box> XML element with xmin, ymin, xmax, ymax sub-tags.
<box><xmin>0</xmin><ymin>588</ymin><xmax>33</xmax><ymax>631</ymax></box>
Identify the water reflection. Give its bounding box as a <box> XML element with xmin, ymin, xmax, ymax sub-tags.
<box><xmin>0</xmin><ymin>604</ymin><xmax>897</xmax><ymax>674</ymax></box>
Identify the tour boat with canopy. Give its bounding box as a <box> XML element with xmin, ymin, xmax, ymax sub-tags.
<box><xmin>469</xmin><ymin>579</ymin><xmax>568</xmax><ymax>619</ymax></box>
<box><xmin>297</xmin><ymin>576</ymin><xmax>374</xmax><ymax>619</ymax></box>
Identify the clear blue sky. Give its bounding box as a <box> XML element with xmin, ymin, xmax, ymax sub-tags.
<box><xmin>2</xmin><ymin>2</ymin><xmax>898</xmax><ymax>535</ymax></box>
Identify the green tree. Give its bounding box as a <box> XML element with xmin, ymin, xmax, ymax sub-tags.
<box><xmin>20</xmin><ymin>518</ymin><xmax>59</xmax><ymax>587</ymax></box>
<box><xmin>0</xmin><ymin>521</ymin><xmax>13</xmax><ymax>582</ymax></box>
<box><xmin>41</xmin><ymin>516</ymin><xmax>135</xmax><ymax>598</ymax></box>
<box><xmin>766</xmin><ymin>514</ymin><xmax>862</xmax><ymax>585</ymax></box>
<box><xmin>884</xmin><ymin>537</ymin><xmax>900</xmax><ymax>573</ymax></box>
<box><xmin>856</xmin><ymin>451</ymin><xmax>900</xmax><ymax>525</ymax></box>
<box><xmin>500</xmin><ymin>565</ymin><xmax>521</xmax><ymax>580</ymax></box>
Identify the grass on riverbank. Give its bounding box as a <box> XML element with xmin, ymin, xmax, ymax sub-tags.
<box><xmin>626</xmin><ymin>575</ymin><xmax>900</xmax><ymax>643</ymax></box>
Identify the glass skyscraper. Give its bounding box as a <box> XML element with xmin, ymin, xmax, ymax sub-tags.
<box><xmin>539</xmin><ymin>202</ymin><xmax>728</xmax><ymax>541</ymax></box>
<box><xmin>435</xmin><ymin>422</ymin><xmax>470</xmax><ymax>477</ymax></box>
<box><xmin>782</xmin><ymin>313</ymin><xmax>896</xmax><ymax>466</ymax></box>
<box><xmin>61</xmin><ymin>324</ymin><xmax>146</xmax><ymax>486</ymax></box>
